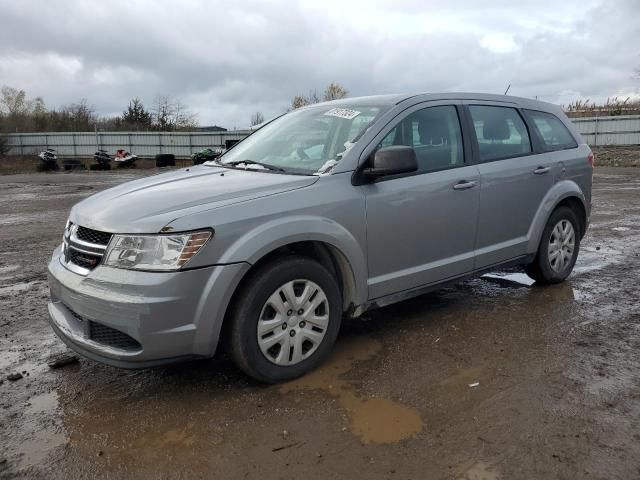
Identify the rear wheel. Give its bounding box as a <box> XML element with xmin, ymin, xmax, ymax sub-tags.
<box><xmin>525</xmin><ymin>206</ymin><xmax>580</xmax><ymax>284</ymax></box>
<box><xmin>227</xmin><ymin>256</ymin><xmax>342</xmax><ymax>383</ymax></box>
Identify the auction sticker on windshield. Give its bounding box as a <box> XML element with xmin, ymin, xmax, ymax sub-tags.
<box><xmin>324</xmin><ymin>108</ymin><xmax>360</xmax><ymax>120</ymax></box>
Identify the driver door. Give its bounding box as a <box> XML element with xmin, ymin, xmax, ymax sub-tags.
<box><xmin>361</xmin><ymin>103</ymin><xmax>481</xmax><ymax>299</ymax></box>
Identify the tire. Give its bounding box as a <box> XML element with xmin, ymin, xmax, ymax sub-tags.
<box><xmin>525</xmin><ymin>206</ymin><xmax>581</xmax><ymax>284</ymax></box>
<box><xmin>227</xmin><ymin>256</ymin><xmax>342</xmax><ymax>383</ymax></box>
<box><xmin>156</xmin><ymin>154</ymin><xmax>175</xmax><ymax>167</ymax></box>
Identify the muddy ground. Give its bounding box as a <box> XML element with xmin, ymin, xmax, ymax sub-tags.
<box><xmin>0</xmin><ymin>168</ymin><xmax>639</xmax><ymax>480</ymax></box>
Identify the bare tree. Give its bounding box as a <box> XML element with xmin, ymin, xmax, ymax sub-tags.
<box><xmin>62</xmin><ymin>99</ymin><xmax>96</xmax><ymax>131</ymax></box>
<box><xmin>323</xmin><ymin>82</ymin><xmax>348</xmax><ymax>101</ymax></box>
<box><xmin>291</xmin><ymin>84</ymin><xmax>348</xmax><ymax>109</ymax></box>
<box><xmin>291</xmin><ymin>89</ymin><xmax>321</xmax><ymax>109</ymax></box>
<box><xmin>0</xmin><ymin>86</ymin><xmax>32</xmax><ymax>132</ymax></box>
<box><xmin>152</xmin><ymin>95</ymin><xmax>198</xmax><ymax>131</ymax></box>
<box><xmin>173</xmin><ymin>100</ymin><xmax>198</xmax><ymax>130</ymax></box>
<box><xmin>291</xmin><ymin>95</ymin><xmax>309</xmax><ymax>110</ymax></box>
<box><xmin>31</xmin><ymin>97</ymin><xmax>47</xmax><ymax>131</ymax></box>
<box><xmin>0</xmin><ymin>86</ymin><xmax>29</xmax><ymax>115</ymax></box>
<box><xmin>250</xmin><ymin>111</ymin><xmax>265</xmax><ymax>126</ymax></box>
<box><xmin>152</xmin><ymin>95</ymin><xmax>173</xmax><ymax>130</ymax></box>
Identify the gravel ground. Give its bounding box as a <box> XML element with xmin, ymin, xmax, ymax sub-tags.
<box><xmin>0</xmin><ymin>167</ymin><xmax>639</xmax><ymax>480</ymax></box>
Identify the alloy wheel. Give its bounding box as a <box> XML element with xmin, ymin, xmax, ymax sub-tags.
<box><xmin>548</xmin><ymin>220</ymin><xmax>575</xmax><ymax>273</ymax></box>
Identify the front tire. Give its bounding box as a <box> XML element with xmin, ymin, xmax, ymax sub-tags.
<box><xmin>525</xmin><ymin>206</ymin><xmax>580</xmax><ymax>284</ymax></box>
<box><xmin>227</xmin><ymin>256</ymin><xmax>342</xmax><ymax>383</ymax></box>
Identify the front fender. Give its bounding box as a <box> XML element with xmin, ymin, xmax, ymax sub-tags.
<box><xmin>526</xmin><ymin>180</ymin><xmax>587</xmax><ymax>254</ymax></box>
<box><xmin>217</xmin><ymin>215</ymin><xmax>368</xmax><ymax>306</ymax></box>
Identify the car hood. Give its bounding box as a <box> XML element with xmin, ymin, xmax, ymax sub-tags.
<box><xmin>70</xmin><ymin>165</ymin><xmax>318</xmax><ymax>233</ymax></box>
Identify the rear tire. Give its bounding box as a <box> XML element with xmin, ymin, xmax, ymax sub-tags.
<box><xmin>227</xmin><ymin>256</ymin><xmax>342</xmax><ymax>383</ymax></box>
<box><xmin>525</xmin><ymin>206</ymin><xmax>580</xmax><ymax>284</ymax></box>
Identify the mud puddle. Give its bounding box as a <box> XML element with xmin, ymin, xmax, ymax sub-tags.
<box><xmin>459</xmin><ymin>462</ymin><xmax>501</xmax><ymax>480</ymax></box>
<box><xmin>573</xmin><ymin>245</ymin><xmax>624</xmax><ymax>274</ymax></box>
<box><xmin>16</xmin><ymin>390</ymin><xmax>68</xmax><ymax>470</ymax></box>
<box><xmin>281</xmin><ymin>337</ymin><xmax>423</xmax><ymax>444</ymax></box>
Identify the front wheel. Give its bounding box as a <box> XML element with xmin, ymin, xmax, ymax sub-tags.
<box><xmin>227</xmin><ymin>256</ymin><xmax>342</xmax><ymax>383</ymax></box>
<box><xmin>525</xmin><ymin>206</ymin><xmax>581</xmax><ymax>284</ymax></box>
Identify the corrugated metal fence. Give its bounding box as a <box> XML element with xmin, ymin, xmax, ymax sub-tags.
<box><xmin>571</xmin><ymin>115</ymin><xmax>640</xmax><ymax>146</ymax></box>
<box><xmin>3</xmin><ymin>130</ymin><xmax>251</xmax><ymax>157</ymax></box>
<box><xmin>4</xmin><ymin>115</ymin><xmax>640</xmax><ymax>157</ymax></box>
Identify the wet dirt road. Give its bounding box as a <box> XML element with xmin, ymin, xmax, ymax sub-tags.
<box><xmin>0</xmin><ymin>168</ymin><xmax>639</xmax><ymax>479</ymax></box>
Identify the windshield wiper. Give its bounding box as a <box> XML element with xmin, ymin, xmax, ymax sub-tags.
<box><xmin>225</xmin><ymin>159</ymin><xmax>285</xmax><ymax>172</ymax></box>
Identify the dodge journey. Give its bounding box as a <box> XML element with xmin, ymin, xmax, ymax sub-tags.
<box><xmin>48</xmin><ymin>93</ymin><xmax>593</xmax><ymax>382</ymax></box>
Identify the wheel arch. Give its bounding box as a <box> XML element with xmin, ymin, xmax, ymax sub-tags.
<box><xmin>554</xmin><ymin>196</ymin><xmax>587</xmax><ymax>238</ymax></box>
<box><xmin>527</xmin><ymin>180</ymin><xmax>588</xmax><ymax>254</ymax></box>
<box><xmin>229</xmin><ymin>240</ymin><xmax>359</xmax><ymax>314</ymax></box>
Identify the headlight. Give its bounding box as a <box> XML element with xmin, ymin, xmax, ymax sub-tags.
<box><xmin>103</xmin><ymin>230</ymin><xmax>212</xmax><ymax>271</ymax></box>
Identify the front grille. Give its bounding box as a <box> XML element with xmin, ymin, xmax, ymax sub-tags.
<box><xmin>63</xmin><ymin>224</ymin><xmax>112</xmax><ymax>274</ymax></box>
<box><xmin>67</xmin><ymin>249</ymin><xmax>102</xmax><ymax>270</ymax></box>
<box><xmin>88</xmin><ymin>321</ymin><xmax>142</xmax><ymax>352</ymax></box>
<box><xmin>76</xmin><ymin>226</ymin><xmax>113</xmax><ymax>246</ymax></box>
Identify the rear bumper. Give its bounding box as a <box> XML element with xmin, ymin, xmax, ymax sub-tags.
<box><xmin>47</xmin><ymin>245</ymin><xmax>249</xmax><ymax>368</ymax></box>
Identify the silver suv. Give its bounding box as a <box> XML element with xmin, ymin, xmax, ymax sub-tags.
<box><xmin>47</xmin><ymin>93</ymin><xmax>593</xmax><ymax>383</ymax></box>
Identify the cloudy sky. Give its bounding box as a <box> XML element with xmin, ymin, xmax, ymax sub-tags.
<box><xmin>1</xmin><ymin>0</ymin><xmax>638</xmax><ymax>128</ymax></box>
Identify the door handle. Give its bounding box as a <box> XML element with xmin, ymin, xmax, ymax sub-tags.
<box><xmin>533</xmin><ymin>166</ymin><xmax>550</xmax><ymax>175</ymax></box>
<box><xmin>452</xmin><ymin>180</ymin><xmax>476</xmax><ymax>191</ymax></box>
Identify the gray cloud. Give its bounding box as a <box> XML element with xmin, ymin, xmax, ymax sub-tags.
<box><xmin>0</xmin><ymin>0</ymin><xmax>638</xmax><ymax>128</ymax></box>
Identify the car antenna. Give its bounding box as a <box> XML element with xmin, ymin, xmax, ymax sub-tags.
<box><xmin>504</xmin><ymin>84</ymin><xmax>511</xmax><ymax>95</ymax></box>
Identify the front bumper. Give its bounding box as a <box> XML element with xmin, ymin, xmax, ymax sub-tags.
<box><xmin>47</xmin><ymin>245</ymin><xmax>249</xmax><ymax>368</ymax></box>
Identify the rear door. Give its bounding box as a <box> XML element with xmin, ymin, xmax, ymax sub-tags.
<box><xmin>361</xmin><ymin>102</ymin><xmax>481</xmax><ymax>299</ymax></box>
<box><xmin>465</xmin><ymin>103</ymin><xmax>556</xmax><ymax>269</ymax></box>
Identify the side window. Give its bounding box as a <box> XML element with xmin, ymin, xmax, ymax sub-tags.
<box><xmin>377</xmin><ymin>105</ymin><xmax>464</xmax><ymax>173</ymax></box>
<box><xmin>524</xmin><ymin>110</ymin><xmax>578</xmax><ymax>151</ymax></box>
<box><xmin>469</xmin><ymin>105</ymin><xmax>531</xmax><ymax>162</ymax></box>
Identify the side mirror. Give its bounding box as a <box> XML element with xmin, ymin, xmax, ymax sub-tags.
<box><xmin>363</xmin><ymin>146</ymin><xmax>418</xmax><ymax>179</ymax></box>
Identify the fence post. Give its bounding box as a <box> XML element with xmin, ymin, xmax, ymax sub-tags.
<box><xmin>72</xmin><ymin>133</ymin><xmax>76</xmax><ymax>156</ymax></box>
<box><xmin>18</xmin><ymin>134</ymin><xmax>22</xmax><ymax>155</ymax></box>
<box><xmin>189</xmin><ymin>133</ymin><xmax>193</xmax><ymax>156</ymax></box>
<box><xmin>45</xmin><ymin>134</ymin><xmax>48</xmax><ymax>150</ymax></box>
<box><xmin>158</xmin><ymin>132</ymin><xmax>162</xmax><ymax>155</ymax></box>
<box><xmin>128</xmin><ymin>133</ymin><xmax>132</xmax><ymax>153</ymax></box>
<box><xmin>594</xmin><ymin>116</ymin><xmax>599</xmax><ymax>146</ymax></box>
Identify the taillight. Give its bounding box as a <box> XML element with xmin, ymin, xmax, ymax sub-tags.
<box><xmin>587</xmin><ymin>151</ymin><xmax>595</xmax><ymax>168</ymax></box>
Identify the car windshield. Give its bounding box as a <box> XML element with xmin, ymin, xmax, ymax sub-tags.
<box><xmin>207</xmin><ymin>104</ymin><xmax>388</xmax><ymax>175</ymax></box>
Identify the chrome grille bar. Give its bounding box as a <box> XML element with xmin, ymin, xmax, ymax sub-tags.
<box><xmin>61</xmin><ymin>223</ymin><xmax>111</xmax><ymax>275</ymax></box>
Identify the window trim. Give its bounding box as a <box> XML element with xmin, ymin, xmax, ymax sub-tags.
<box><xmin>353</xmin><ymin>102</ymin><xmax>471</xmax><ymax>185</ymax></box>
<box><xmin>462</xmin><ymin>103</ymin><xmax>537</xmax><ymax>164</ymax></box>
<box><xmin>523</xmin><ymin>108</ymin><xmax>579</xmax><ymax>153</ymax></box>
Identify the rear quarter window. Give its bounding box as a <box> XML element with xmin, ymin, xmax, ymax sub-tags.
<box><xmin>524</xmin><ymin>110</ymin><xmax>578</xmax><ymax>151</ymax></box>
